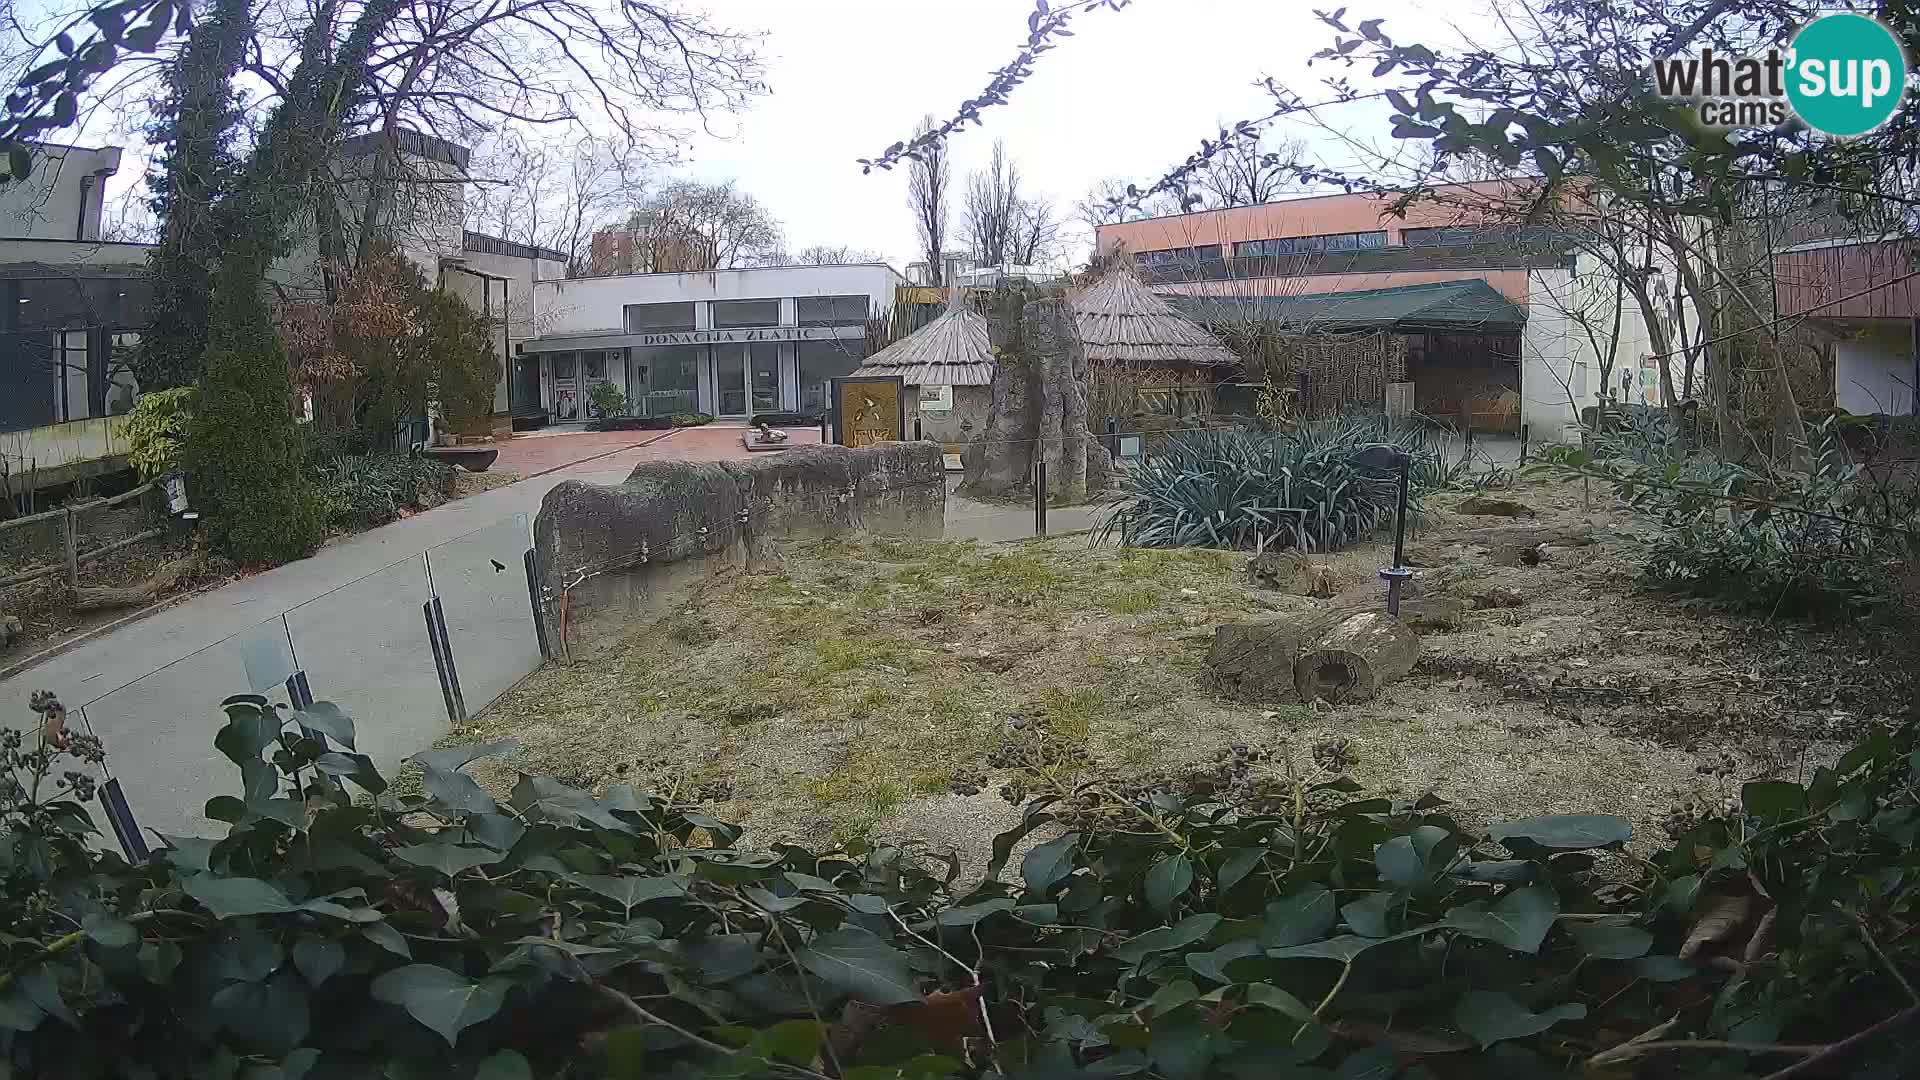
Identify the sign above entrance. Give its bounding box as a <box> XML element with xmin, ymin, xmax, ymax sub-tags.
<box><xmin>631</xmin><ymin>325</ymin><xmax>858</xmax><ymax>347</ymax></box>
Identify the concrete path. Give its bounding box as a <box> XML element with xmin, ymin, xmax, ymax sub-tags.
<box><xmin>0</xmin><ymin>428</ymin><xmax>1099</xmax><ymax>839</ymax></box>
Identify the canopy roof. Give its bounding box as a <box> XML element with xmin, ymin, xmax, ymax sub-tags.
<box><xmin>1072</xmin><ymin>261</ymin><xmax>1240</xmax><ymax>368</ymax></box>
<box><xmin>1168</xmin><ymin>279</ymin><xmax>1527</xmax><ymax>331</ymax></box>
<box><xmin>857</xmin><ymin>292</ymin><xmax>995</xmax><ymax>386</ymax></box>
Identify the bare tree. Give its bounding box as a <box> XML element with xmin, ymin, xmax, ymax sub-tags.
<box><xmin>778</xmin><ymin>244</ymin><xmax>884</xmax><ymax>265</ymax></box>
<box><xmin>905</xmin><ymin>114</ymin><xmax>950</xmax><ymax>285</ymax></box>
<box><xmin>464</xmin><ymin>132</ymin><xmax>652</xmax><ymax>273</ymax></box>
<box><xmin>1195</xmin><ymin>131</ymin><xmax>1305</xmax><ymax>208</ymax></box>
<box><xmin>630</xmin><ymin>178</ymin><xmax>783</xmax><ymax>270</ymax></box>
<box><xmin>1011</xmin><ymin>192</ymin><xmax>1063</xmax><ymax>266</ymax></box>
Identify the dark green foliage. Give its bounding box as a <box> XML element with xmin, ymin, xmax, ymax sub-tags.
<box><xmin>6</xmin><ymin>684</ymin><xmax>1917</xmax><ymax>1077</ymax></box>
<box><xmin>311</xmin><ymin>453</ymin><xmax>455</xmax><ymax>530</ymax></box>
<box><xmin>588</xmin><ymin>382</ymin><xmax>629</xmax><ymax>420</ymax></box>
<box><xmin>1551</xmin><ymin>414</ymin><xmax>1908</xmax><ymax>616</ymax></box>
<box><xmin>1097</xmin><ymin>415</ymin><xmax>1457</xmax><ymax>551</ymax></box>
<box><xmin>134</xmin><ymin>0</ymin><xmax>252</xmax><ymax>392</ymax></box>
<box><xmin>673</xmin><ymin>412</ymin><xmax>717</xmax><ymax>427</ymax></box>
<box><xmin>186</xmin><ymin>273</ymin><xmax>324</xmax><ymax>565</ymax></box>
<box><xmin>418</xmin><ymin>286</ymin><xmax>501</xmax><ymax>435</ymax></box>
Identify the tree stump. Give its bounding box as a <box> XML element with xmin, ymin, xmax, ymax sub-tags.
<box><xmin>1294</xmin><ymin>611</ymin><xmax>1421</xmax><ymax>705</ymax></box>
<box><xmin>1206</xmin><ymin>616</ymin><xmax>1313</xmax><ymax>704</ymax></box>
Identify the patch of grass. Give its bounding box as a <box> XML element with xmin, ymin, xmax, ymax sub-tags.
<box><xmin>813</xmin><ymin>635</ymin><xmax>924</xmax><ymax>676</ymax></box>
<box><xmin>1037</xmin><ymin>686</ymin><xmax>1106</xmax><ymax>741</ymax></box>
<box><xmin>1101</xmin><ymin>587</ymin><xmax>1160</xmax><ymax>615</ymax></box>
<box><xmin>846</xmin><ymin>686</ymin><xmax>900</xmax><ymax>722</ymax></box>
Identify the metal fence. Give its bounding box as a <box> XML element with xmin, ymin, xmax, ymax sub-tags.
<box><xmin>70</xmin><ymin>512</ymin><xmax>546</xmax><ymax>845</ymax></box>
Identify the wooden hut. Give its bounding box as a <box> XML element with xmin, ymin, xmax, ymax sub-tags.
<box><xmin>855</xmin><ymin>290</ymin><xmax>995</xmax><ymax>465</ymax></box>
<box><xmin>1072</xmin><ymin>260</ymin><xmax>1240</xmax><ymax>427</ymax></box>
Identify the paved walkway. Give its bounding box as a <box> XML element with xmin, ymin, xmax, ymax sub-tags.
<box><xmin>0</xmin><ymin>427</ymin><xmax>1091</xmax><ymax>839</ymax></box>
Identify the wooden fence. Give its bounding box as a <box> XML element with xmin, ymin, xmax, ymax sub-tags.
<box><xmin>0</xmin><ymin>481</ymin><xmax>165</xmax><ymax>589</ymax></box>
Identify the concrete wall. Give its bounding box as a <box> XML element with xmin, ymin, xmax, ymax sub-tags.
<box><xmin>536</xmin><ymin>264</ymin><xmax>907</xmax><ymax>335</ymax></box>
<box><xmin>1520</xmin><ymin>245</ymin><xmax>1687</xmax><ymax>437</ymax></box>
<box><xmin>0</xmin><ymin>414</ymin><xmax>131</xmax><ymax>485</ymax></box>
<box><xmin>0</xmin><ymin>145</ymin><xmax>122</xmax><ymax>241</ymax></box>
<box><xmin>532</xmin><ymin>441</ymin><xmax>944</xmax><ymax>657</ymax></box>
<box><xmin>1835</xmin><ymin>331</ymin><xmax>1914</xmax><ymax>415</ymax></box>
<box><xmin>906</xmin><ymin>385</ymin><xmax>992</xmax><ymax>452</ymax></box>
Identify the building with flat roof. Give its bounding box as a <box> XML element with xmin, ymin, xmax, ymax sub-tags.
<box><xmin>523</xmin><ymin>263</ymin><xmax>907</xmax><ymax>422</ymax></box>
<box><xmin>1094</xmin><ymin>180</ymin><xmax>1695</xmax><ymax>435</ymax></box>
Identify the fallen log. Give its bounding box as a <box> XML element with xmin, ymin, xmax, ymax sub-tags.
<box><xmin>1294</xmin><ymin>610</ymin><xmax>1421</xmax><ymax>705</ymax></box>
<box><xmin>70</xmin><ymin>549</ymin><xmax>203</xmax><ymax>612</ymax></box>
<box><xmin>1455</xmin><ymin>523</ymin><xmax>1596</xmax><ymax>549</ymax></box>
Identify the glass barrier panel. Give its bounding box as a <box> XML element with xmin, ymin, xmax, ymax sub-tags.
<box><xmin>430</xmin><ymin>515</ymin><xmax>543</xmax><ymax>715</ymax></box>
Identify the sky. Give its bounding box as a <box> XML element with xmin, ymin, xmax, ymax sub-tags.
<box><xmin>665</xmin><ymin>0</ymin><xmax>1476</xmax><ymax>270</ymax></box>
<box><xmin>73</xmin><ymin>0</ymin><xmax>1488</xmax><ymax>263</ymax></box>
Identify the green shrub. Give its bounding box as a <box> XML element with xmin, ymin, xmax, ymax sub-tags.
<box><xmin>420</xmin><ymin>286</ymin><xmax>500</xmax><ymax>435</ymax></box>
<box><xmin>186</xmin><ymin>274</ymin><xmax>324</xmax><ymax>565</ymax></box>
<box><xmin>1554</xmin><ymin>415</ymin><xmax>1905</xmax><ymax>616</ymax></box>
<box><xmin>1098</xmin><ymin>415</ymin><xmax>1456</xmax><ymax>551</ymax></box>
<box><xmin>5</xmin><ymin>688</ymin><xmax>1918</xmax><ymax>1078</ymax></box>
<box><xmin>672</xmin><ymin>411</ymin><xmax>716</xmax><ymax>427</ymax></box>
<box><xmin>123</xmin><ymin>387</ymin><xmax>195</xmax><ymax>478</ymax></box>
<box><xmin>588</xmin><ymin>382</ymin><xmax>629</xmax><ymax>419</ymax></box>
<box><xmin>311</xmin><ymin>452</ymin><xmax>456</xmax><ymax>530</ymax></box>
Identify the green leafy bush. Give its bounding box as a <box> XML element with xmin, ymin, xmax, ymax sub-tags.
<box><xmin>1098</xmin><ymin>416</ymin><xmax>1456</xmax><ymax>550</ymax></box>
<box><xmin>187</xmin><ymin>274</ymin><xmax>324</xmax><ymax>565</ymax></box>
<box><xmin>123</xmin><ymin>387</ymin><xmax>195</xmax><ymax>478</ymax></box>
<box><xmin>6</xmin><ymin>686</ymin><xmax>1917</xmax><ymax>1078</ymax></box>
<box><xmin>672</xmin><ymin>412</ymin><xmax>716</xmax><ymax>428</ymax></box>
<box><xmin>311</xmin><ymin>452</ymin><xmax>455</xmax><ymax>530</ymax></box>
<box><xmin>588</xmin><ymin>383</ymin><xmax>629</xmax><ymax>419</ymax></box>
<box><xmin>1553</xmin><ymin>415</ymin><xmax>1905</xmax><ymax>616</ymax></box>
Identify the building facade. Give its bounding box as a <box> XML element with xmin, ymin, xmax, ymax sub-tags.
<box><xmin>1094</xmin><ymin>180</ymin><xmax>1691</xmax><ymax>436</ymax></box>
<box><xmin>1773</xmin><ymin>236</ymin><xmax>1920</xmax><ymax>416</ymax></box>
<box><xmin>523</xmin><ymin>264</ymin><xmax>906</xmax><ymax>421</ymax></box>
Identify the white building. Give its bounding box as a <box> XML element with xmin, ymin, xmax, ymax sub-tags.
<box><xmin>523</xmin><ymin>264</ymin><xmax>907</xmax><ymax>422</ymax></box>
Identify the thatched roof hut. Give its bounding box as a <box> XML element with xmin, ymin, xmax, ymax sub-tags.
<box><xmin>1072</xmin><ymin>260</ymin><xmax>1240</xmax><ymax>369</ymax></box>
<box><xmin>856</xmin><ymin>291</ymin><xmax>994</xmax><ymax>387</ymax></box>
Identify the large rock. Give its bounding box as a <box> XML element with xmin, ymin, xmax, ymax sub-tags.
<box><xmin>532</xmin><ymin>442</ymin><xmax>946</xmax><ymax>660</ymax></box>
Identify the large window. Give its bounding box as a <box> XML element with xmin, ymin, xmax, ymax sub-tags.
<box><xmin>629</xmin><ymin>345</ymin><xmax>700</xmax><ymax>417</ymax></box>
<box><xmin>624</xmin><ymin>302</ymin><xmax>695</xmax><ymax>333</ymax></box>
<box><xmin>1233</xmin><ymin>231</ymin><xmax>1388</xmax><ymax>258</ymax></box>
<box><xmin>1136</xmin><ymin>245</ymin><xmax>1221</xmax><ymax>268</ymax></box>
<box><xmin>1401</xmin><ymin>225</ymin><xmax>1566</xmax><ymax>248</ymax></box>
<box><xmin>711</xmin><ymin>298</ymin><xmax>782</xmax><ymax>328</ymax></box>
<box><xmin>796</xmin><ymin>294</ymin><xmax>869</xmax><ymax>325</ymax></box>
<box><xmin>798</xmin><ymin>340</ymin><xmax>861</xmax><ymax>415</ymax></box>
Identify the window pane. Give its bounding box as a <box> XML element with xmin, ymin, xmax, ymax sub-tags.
<box><xmin>1356</xmin><ymin>231</ymin><xmax>1387</xmax><ymax>249</ymax></box>
<box><xmin>715</xmin><ymin>345</ymin><xmax>748</xmax><ymax>415</ymax></box>
<box><xmin>797</xmin><ymin>341</ymin><xmax>860</xmax><ymax>415</ymax></box>
<box><xmin>630</xmin><ymin>346</ymin><xmax>700</xmax><ymax>417</ymax></box>
<box><xmin>797</xmin><ymin>295</ymin><xmax>869</xmax><ymax>325</ymax></box>
<box><xmin>749</xmin><ymin>343</ymin><xmax>781</xmax><ymax>413</ymax></box>
<box><xmin>624</xmin><ymin>302</ymin><xmax>695</xmax><ymax>332</ymax></box>
<box><xmin>712</xmin><ymin>299</ymin><xmax>781</xmax><ymax>328</ymax></box>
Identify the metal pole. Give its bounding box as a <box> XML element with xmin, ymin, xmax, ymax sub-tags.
<box><xmin>524</xmin><ymin>549</ymin><xmax>552</xmax><ymax>661</ymax></box>
<box><xmin>1379</xmin><ymin>457</ymin><xmax>1413</xmax><ymax>616</ymax></box>
<box><xmin>820</xmin><ymin>414</ymin><xmax>830</xmax><ymax>445</ymax></box>
<box><xmin>1106</xmin><ymin>417</ymin><xmax>1118</xmax><ymax>458</ymax></box>
<box><xmin>1035</xmin><ymin>458</ymin><xmax>1048</xmax><ymax>537</ymax></box>
<box><xmin>914</xmin><ymin>414</ymin><xmax>923</xmax><ymax>441</ymax></box>
<box><xmin>1518</xmin><ymin>423</ymin><xmax>1530</xmax><ymax>465</ymax></box>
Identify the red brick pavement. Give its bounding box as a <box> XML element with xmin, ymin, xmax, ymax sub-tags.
<box><xmin>492</xmin><ymin>424</ymin><xmax>824</xmax><ymax>477</ymax></box>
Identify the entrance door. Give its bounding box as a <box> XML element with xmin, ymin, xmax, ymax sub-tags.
<box><xmin>715</xmin><ymin>345</ymin><xmax>748</xmax><ymax>416</ymax></box>
<box><xmin>748</xmin><ymin>342</ymin><xmax>781</xmax><ymax>414</ymax></box>
<box><xmin>581</xmin><ymin>350</ymin><xmax>616</xmax><ymax>418</ymax></box>
<box><xmin>551</xmin><ymin>352</ymin><xmax>579</xmax><ymax>421</ymax></box>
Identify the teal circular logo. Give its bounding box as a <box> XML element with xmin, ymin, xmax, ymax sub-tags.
<box><xmin>1786</xmin><ymin>13</ymin><xmax>1908</xmax><ymax>137</ymax></box>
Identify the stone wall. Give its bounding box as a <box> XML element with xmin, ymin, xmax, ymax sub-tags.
<box><xmin>532</xmin><ymin>441</ymin><xmax>944</xmax><ymax>657</ymax></box>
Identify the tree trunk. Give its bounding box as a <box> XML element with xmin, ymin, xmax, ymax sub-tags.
<box><xmin>1294</xmin><ymin>610</ymin><xmax>1421</xmax><ymax>705</ymax></box>
<box><xmin>70</xmin><ymin>549</ymin><xmax>204</xmax><ymax>612</ymax></box>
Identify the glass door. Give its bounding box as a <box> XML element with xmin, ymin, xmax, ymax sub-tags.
<box><xmin>715</xmin><ymin>345</ymin><xmax>748</xmax><ymax>416</ymax></box>
<box><xmin>749</xmin><ymin>342</ymin><xmax>781</xmax><ymax>414</ymax></box>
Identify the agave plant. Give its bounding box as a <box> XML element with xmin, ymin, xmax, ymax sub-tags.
<box><xmin>1096</xmin><ymin>416</ymin><xmax>1454</xmax><ymax>552</ymax></box>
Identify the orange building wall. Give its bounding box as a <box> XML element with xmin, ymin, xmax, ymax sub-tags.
<box><xmin>1094</xmin><ymin>179</ymin><xmax>1536</xmax><ymax>254</ymax></box>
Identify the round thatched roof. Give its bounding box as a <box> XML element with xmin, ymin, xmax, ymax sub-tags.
<box><xmin>1072</xmin><ymin>260</ymin><xmax>1240</xmax><ymax>368</ymax></box>
<box><xmin>857</xmin><ymin>291</ymin><xmax>994</xmax><ymax>386</ymax></box>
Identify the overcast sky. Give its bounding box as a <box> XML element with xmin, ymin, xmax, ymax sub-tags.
<box><xmin>79</xmin><ymin>0</ymin><xmax>1485</xmax><ymax>260</ymax></box>
<box><xmin>672</xmin><ymin>0</ymin><xmax>1475</xmax><ymax>270</ymax></box>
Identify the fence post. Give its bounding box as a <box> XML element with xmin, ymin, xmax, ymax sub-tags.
<box><xmin>1519</xmin><ymin>423</ymin><xmax>1530</xmax><ymax>465</ymax></box>
<box><xmin>524</xmin><ymin>549</ymin><xmax>552</xmax><ymax>661</ymax></box>
<box><xmin>423</xmin><ymin>597</ymin><xmax>467</xmax><ymax>725</ymax></box>
<box><xmin>62</xmin><ymin>508</ymin><xmax>78</xmax><ymax>586</ymax></box>
<box><xmin>820</xmin><ymin>414</ymin><xmax>831</xmax><ymax>445</ymax></box>
<box><xmin>914</xmin><ymin>414</ymin><xmax>923</xmax><ymax>441</ymax></box>
<box><xmin>1106</xmin><ymin>417</ymin><xmax>1118</xmax><ymax>458</ymax></box>
<box><xmin>98</xmin><ymin>777</ymin><xmax>148</xmax><ymax>862</ymax></box>
<box><xmin>1035</xmin><ymin>458</ymin><xmax>1048</xmax><ymax>537</ymax></box>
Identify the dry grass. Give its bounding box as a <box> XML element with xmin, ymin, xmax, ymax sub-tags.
<box><xmin>452</xmin><ymin>470</ymin><xmax>523</xmax><ymax>499</ymax></box>
<box><xmin>463</xmin><ymin>476</ymin><xmax>1913</xmax><ymax>874</ymax></box>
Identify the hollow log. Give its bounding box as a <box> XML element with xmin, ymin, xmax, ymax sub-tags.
<box><xmin>1456</xmin><ymin>524</ymin><xmax>1596</xmax><ymax>549</ymax></box>
<box><xmin>1294</xmin><ymin>611</ymin><xmax>1421</xmax><ymax>705</ymax></box>
<box><xmin>70</xmin><ymin>549</ymin><xmax>203</xmax><ymax>612</ymax></box>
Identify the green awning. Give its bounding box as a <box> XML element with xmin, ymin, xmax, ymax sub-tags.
<box><xmin>1167</xmin><ymin>279</ymin><xmax>1526</xmax><ymax>331</ymax></box>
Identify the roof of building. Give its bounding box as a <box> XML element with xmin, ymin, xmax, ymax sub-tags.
<box><xmin>337</xmin><ymin>129</ymin><xmax>472</xmax><ymax>169</ymax></box>
<box><xmin>1073</xmin><ymin>261</ymin><xmax>1240</xmax><ymax>367</ymax></box>
<box><xmin>462</xmin><ymin>230</ymin><xmax>569</xmax><ymax>265</ymax></box>
<box><xmin>857</xmin><ymin>291</ymin><xmax>995</xmax><ymax>386</ymax></box>
<box><xmin>1167</xmin><ymin>279</ymin><xmax>1527</xmax><ymax>331</ymax></box>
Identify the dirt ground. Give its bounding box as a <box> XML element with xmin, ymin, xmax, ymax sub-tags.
<box><xmin>464</xmin><ymin>475</ymin><xmax>1913</xmax><ymax>875</ymax></box>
